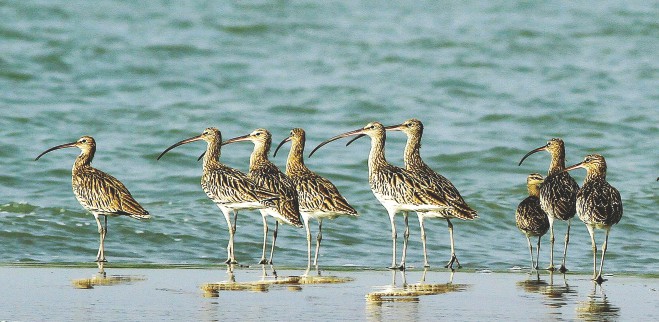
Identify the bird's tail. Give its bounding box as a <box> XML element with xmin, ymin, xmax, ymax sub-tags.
<box><xmin>276</xmin><ymin>197</ymin><xmax>303</xmax><ymax>228</ymax></box>
<box><xmin>448</xmin><ymin>204</ymin><xmax>478</xmax><ymax>221</ymax></box>
<box><xmin>129</xmin><ymin>212</ymin><xmax>151</xmax><ymax>220</ymax></box>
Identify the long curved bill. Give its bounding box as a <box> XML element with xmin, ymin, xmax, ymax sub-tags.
<box><xmin>345</xmin><ymin>134</ymin><xmax>367</xmax><ymax>147</ymax></box>
<box><xmin>518</xmin><ymin>145</ymin><xmax>547</xmax><ymax>166</ymax></box>
<box><xmin>563</xmin><ymin>161</ymin><xmax>584</xmax><ymax>173</ymax></box>
<box><xmin>157</xmin><ymin>135</ymin><xmax>203</xmax><ymax>160</ymax></box>
<box><xmin>222</xmin><ymin>134</ymin><xmax>251</xmax><ymax>146</ymax></box>
<box><xmin>35</xmin><ymin>141</ymin><xmax>77</xmax><ymax>161</ymax></box>
<box><xmin>273</xmin><ymin>136</ymin><xmax>292</xmax><ymax>158</ymax></box>
<box><xmin>308</xmin><ymin>128</ymin><xmax>366</xmax><ymax>158</ymax></box>
<box><xmin>384</xmin><ymin>123</ymin><xmax>405</xmax><ymax>132</ymax></box>
<box><xmin>358</xmin><ymin>123</ymin><xmax>403</xmax><ymax>147</ymax></box>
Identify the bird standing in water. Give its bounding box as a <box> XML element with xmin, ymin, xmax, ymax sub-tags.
<box><xmin>310</xmin><ymin>122</ymin><xmax>449</xmax><ymax>270</ymax></box>
<box><xmin>564</xmin><ymin>154</ymin><xmax>622</xmax><ymax>284</ymax></box>
<box><xmin>223</xmin><ymin>128</ymin><xmax>303</xmax><ymax>265</ymax></box>
<box><xmin>157</xmin><ymin>128</ymin><xmax>279</xmax><ymax>264</ymax></box>
<box><xmin>519</xmin><ymin>138</ymin><xmax>579</xmax><ymax>272</ymax></box>
<box><xmin>385</xmin><ymin>119</ymin><xmax>478</xmax><ymax>269</ymax></box>
<box><xmin>35</xmin><ymin>136</ymin><xmax>150</xmax><ymax>262</ymax></box>
<box><xmin>516</xmin><ymin>173</ymin><xmax>550</xmax><ymax>270</ymax></box>
<box><xmin>274</xmin><ymin>128</ymin><xmax>358</xmax><ymax>272</ymax></box>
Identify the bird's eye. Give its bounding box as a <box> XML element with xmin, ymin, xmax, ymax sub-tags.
<box><xmin>81</xmin><ymin>139</ymin><xmax>87</xmax><ymax>143</ymax></box>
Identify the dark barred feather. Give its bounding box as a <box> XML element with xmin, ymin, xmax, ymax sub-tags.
<box><xmin>72</xmin><ymin>167</ymin><xmax>149</xmax><ymax>219</ymax></box>
<box><xmin>291</xmin><ymin>169</ymin><xmax>357</xmax><ymax>216</ymax></box>
<box><xmin>249</xmin><ymin>160</ymin><xmax>303</xmax><ymax>227</ymax></box>
<box><xmin>516</xmin><ymin>196</ymin><xmax>549</xmax><ymax>237</ymax></box>
<box><xmin>577</xmin><ymin>179</ymin><xmax>623</xmax><ymax>226</ymax></box>
<box><xmin>369</xmin><ymin>164</ymin><xmax>449</xmax><ymax>208</ymax></box>
<box><xmin>201</xmin><ymin>163</ymin><xmax>278</xmax><ymax>208</ymax></box>
<box><xmin>413</xmin><ymin>168</ymin><xmax>478</xmax><ymax>221</ymax></box>
<box><xmin>539</xmin><ymin>172</ymin><xmax>579</xmax><ymax>221</ymax></box>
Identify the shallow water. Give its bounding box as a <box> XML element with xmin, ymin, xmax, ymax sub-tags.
<box><xmin>1</xmin><ymin>266</ymin><xmax>657</xmax><ymax>321</ymax></box>
<box><xmin>1</xmin><ymin>1</ymin><xmax>657</xmax><ymax>274</ymax></box>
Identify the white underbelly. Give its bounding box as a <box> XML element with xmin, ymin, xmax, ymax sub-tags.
<box><xmin>371</xmin><ymin>191</ymin><xmax>445</xmax><ymax>213</ymax></box>
<box><xmin>219</xmin><ymin>201</ymin><xmax>263</xmax><ymax>210</ymax></box>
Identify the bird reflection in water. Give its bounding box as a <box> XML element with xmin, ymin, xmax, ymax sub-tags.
<box><xmin>366</xmin><ymin>269</ymin><xmax>468</xmax><ymax>303</ymax></box>
<box><xmin>201</xmin><ymin>265</ymin><xmax>353</xmax><ymax>297</ymax></box>
<box><xmin>576</xmin><ymin>283</ymin><xmax>620</xmax><ymax>321</ymax></box>
<box><xmin>541</xmin><ymin>271</ymin><xmax>577</xmax><ymax>309</ymax></box>
<box><xmin>71</xmin><ymin>262</ymin><xmax>146</xmax><ymax>289</ymax></box>
<box><xmin>516</xmin><ymin>270</ymin><xmax>549</xmax><ymax>294</ymax></box>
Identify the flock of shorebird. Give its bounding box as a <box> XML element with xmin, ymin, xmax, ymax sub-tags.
<box><xmin>35</xmin><ymin>118</ymin><xmax>623</xmax><ymax>283</ymax></box>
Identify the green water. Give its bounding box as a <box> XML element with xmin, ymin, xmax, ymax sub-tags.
<box><xmin>1</xmin><ymin>1</ymin><xmax>657</xmax><ymax>274</ymax></box>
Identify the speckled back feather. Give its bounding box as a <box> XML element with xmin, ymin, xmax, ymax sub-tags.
<box><xmin>72</xmin><ymin>167</ymin><xmax>149</xmax><ymax>219</ymax></box>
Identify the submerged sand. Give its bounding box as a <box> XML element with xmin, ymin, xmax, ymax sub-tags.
<box><xmin>1</xmin><ymin>264</ymin><xmax>657</xmax><ymax>321</ymax></box>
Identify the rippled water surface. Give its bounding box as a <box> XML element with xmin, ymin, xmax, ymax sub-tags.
<box><xmin>1</xmin><ymin>1</ymin><xmax>657</xmax><ymax>274</ymax></box>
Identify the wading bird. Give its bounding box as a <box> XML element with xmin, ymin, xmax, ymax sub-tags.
<box><xmin>516</xmin><ymin>173</ymin><xmax>550</xmax><ymax>270</ymax></box>
<box><xmin>223</xmin><ymin>128</ymin><xmax>303</xmax><ymax>265</ymax></box>
<box><xmin>564</xmin><ymin>154</ymin><xmax>622</xmax><ymax>284</ymax></box>
<box><xmin>385</xmin><ymin>119</ymin><xmax>477</xmax><ymax>269</ymax></box>
<box><xmin>157</xmin><ymin>128</ymin><xmax>279</xmax><ymax>264</ymax></box>
<box><xmin>274</xmin><ymin>128</ymin><xmax>358</xmax><ymax>271</ymax></box>
<box><xmin>310</xmin><ymin>122</ymin><xmax>450</xmax><ymax>270</ymax></box>
<box><xmin>35</xmin><ymin>136</ymin><xmax>150</xmax><ymax>262</ymax></box>
<box><xmin>519</xmin><ymin>138</ymin><xmax>579</xmax><ymax>272</ymax></box>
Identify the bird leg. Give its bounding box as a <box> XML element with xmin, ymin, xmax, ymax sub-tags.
<box><xmin>399</xmin><ymin>212</ymin><xmax>409</xmax><ymax>270</ymax></box>
<box><xmin>595</xmin><ymin>228</ymin><xmax>611</xmax><ymax>284</ymax></box>
<box><xmin>313</xmin><ymin>219</ymin><xmax>323</xmax><ymax>269</ymax></box>
<box><xmin>388</xmin><ymin>211</ymin><xmax>399</xmax><ymax>270</ymax></box>
<box><xmin>304</xmin><ymin>217</ymin><xmax>312</xmax><ymax>271</ymax></box>
<box><xmin>445</xmin><ymin>219</ymin><xmax>461</xmax><ymax>270</ymax></box>
<box><xmin>586</xmin><ymin>225</ymin><xmax>597</xmax><ymax>280</ymax></box>
<box><xmin>222</xmin><ymin>209</ymin><xmax>237</xmax><ymax>265</ymax></box>
<box><xmin>526</xmin><ymin>235</ymin><xmax>535</xmax><ymax>271</ymax></box>
<box><xmin>94</xmin><ymin>214</ymin><xmax>107</xmax><ymax>262</ymax></box>
<box><xmin>268</xmin><ymin>221</ymin><xmax>278</xmax><ymax>265</ymax></box>
<box><xmin>231</xmin><ymin>210</ymin><xmax>238</xmax><ymax>264</ymax></box>
<box><xmin>547</xmin><ymin>217</ymin><xmax>556</xmax><ymax>271</ymax></box>
<box><xmin>559</xmin><ymin>219</ymin><xmax>570</xmax><ymax>273</ymax></box>
<box><xmin>259</xmin><ymin>214</ymin><xmax>269</xmax><ymax>264</ymax></box>
<box><xmin>418</xmin><ymin>215</ymin><xmax>429</xmax><ymax>268</ymax></box>
<box><xmin>535</xmin><ymin>236</ymin><xmax>542</xmax><ymax>270</ymax></box>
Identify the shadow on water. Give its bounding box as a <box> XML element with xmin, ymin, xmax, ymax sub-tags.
<box><xmin>576</xmin><ymin>283</ymin><xmax>620</xmax><ymax>322</ymax></box>
<box><xmin>200</xmin><ymin>264</ymin><xmax>353</xmax><ymax>297</ymax></box>
<box><xmin>71</xmin><ymin>262</ymin><xmax>147</xmax><ymax>289</ymax></box>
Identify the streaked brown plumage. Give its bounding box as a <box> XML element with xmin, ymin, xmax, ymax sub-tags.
<box><xmin>386</xmin><ymin>119</ymin><xmax>477</xmax><ymax>269</ymax></box>
<box><xmin>565</xmin><ymin>154</ymin><xmax>622</xmax><ymax>284</ymax></box>
<box><xmin>273</xmin><ymin>128</ymin><xmax>358</xmax><ymax>271</ymax></box>
<box><xmin>157</xmin><ymin>127</ymin><xmax>278</xmax><ymax>264</ymax></box>
<box><xmin>519</xmin><ymin>138</ymin><xmax>579</xmax><ymax>272</ymax></box>
<box><xmin>516</xmin><ymin>173</ymin><xmax>550</xmax><ymax>270</ymax></box>
<box><xmin>309</xmin><ymin>122</ymin><xmax>451</xmax><ymax>270</ymax></box>
<box><xmin>223</xmin><ymin>128</ymin><xmax>303</xmax><ymax>265</ymax></box>
<box><xmin>35</xmin><ymin>136</ymin><xmax>150</xmax><ymax>262</ymax></box>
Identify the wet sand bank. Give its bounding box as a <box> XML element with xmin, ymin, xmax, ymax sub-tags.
<box><xmin>1</xmin><ymin>264</ymin><xmax>657</xmax><ymax>321</ymax></box>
